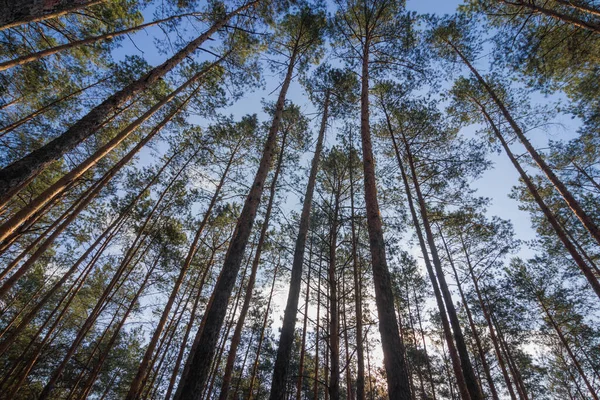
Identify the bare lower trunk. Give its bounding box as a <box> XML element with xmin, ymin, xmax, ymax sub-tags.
<box><xmin>296</xmin><ymin>241</ymin><xmax>312</xmax><ymax>400</ymax></box>
<box><xmin>359</xmin><ymin>40</ymin><xmax>411</xmax><ymax>399</ymax></box>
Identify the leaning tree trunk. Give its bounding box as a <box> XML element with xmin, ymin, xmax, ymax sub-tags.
<box><xmin>0</xmin><ymin>55</ymin><xmax>222</xmax><ymax>243</ymax></box>
<box><xmin>402</xmin><ymin>130</ymin><xmax>483</xmax><ymax>400</ymax></box>
<box><xmin>174</xmin><ymin>44</ymin><xmax>296</xmax><ymax>400</ymax></box>
<box><xmin>269</xmin><ymin>90</ymin><xmax>329</xmax><ymax>400</ymax></box>
<box><xmin>450</xmin><ymin>40</ymin><xmax>600</xmax><ymax>247</ymax></box>
<box><xmin>386</xmin><ymin>115</ymin><xmax>470</xmax><ymax>400</ymax></box>
<box><xmin>359</xmin><ymin>39</ymin><xmax>411</xmax><ymax>400</ymax></box>
<box><xmin>218</xmin><ymin>127</ymin><xmax>288</xmax><ymax>400</ymax></box>
<box><xmin>0</xmin><ymin>0</ymin><xmax>105</xmax><ymax>30</ymax></box>
<box><xmin>126</xmin><ymin>137</ymin><xmax>243</xmax><ymax>400</ymax></box>
<box><xmin>535</xmin><ymin>293</ymin><xmax>599</xmax><ymax>399</ymax></box>
<box><xmin>473</xmin><ymin>98</ymin><xmax>600</xmax><ymax>299</ymax></box>
<box><xmin>0</xmin><ymin>0</ymin><xmax>259</xmax><ymax>203</ymax></box>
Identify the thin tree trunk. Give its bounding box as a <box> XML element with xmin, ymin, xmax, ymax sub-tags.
<box><xmin>555</xmin><ymin>0</ymin><xmax>600</xmax><ymax>17</ymax></box>
<box><xmin>450</xmin><ymin>40</ymin><xmax>600</xmax><ymax>247</ymax></box>
<box><xmin>387</xmin><ymin>118</ymin><xmax>470</xmax><ymax>400</ymax></box>
<box><xmin>248</xmin><ymin>262</ymin><xmax>280</xmax><ymax>399</ymax></box>
<box><xmin>488</xmin><ymin>309</ymin><xmax>529</xmax><ymax>400</ymax></box>
<box><xmin>328</xmin><ymin>190</ymin><xmax>340</xmax><ymax>400</ymax></box>
<box><xmin>412</xmin><ymin>285</ymin><xmax>437</xmax><ymax>400</ymax></box>
<box><xmin>472</xmin><ymin>98</ymin><xmax>600</xmax><ymax>299</ymax></box>
<box><xmin>77</xmin><ymin>252</ymin><xmax>162</xmax><ymax>399</ymax></box>
<box><xmin>126</xmin><ymin>137</ymin><xmax>242</xmax><ymax>400</ymax></box>
<box><xmin>359</xmin><ymin>39</ymin><xmax>411</xmax><ymax>399</ymax></box>
<box><xmin>219</xmin><ymin>126</ymin><xmax>288</xmax><ymax>400</ymax></box>
<box><xmin>461</xmin><ymin>237</ymin><xmax>518</xmax><ymax>400</ymax></box>
<box><xmin>313</xmin><ymin>251</ymin><xmax>323</xmax><ymax>400</ymax></box>
<box><xmin>535</xmin><ymin>293</ymin><xmax>599</xmax><ymax>399</ymax></box>
<box><xmin>0</xmin><ymin>0</ymin><xmax>106</xmax><ymax>30</ymax></box>
<box><xmin>438</xmin><ymin>227</ymin><xmax>500</xmax><ymax>400</ymax></box>
<box><xmin>349</xmin><ymin>135</ymin><xmax>365</xmax><ymax>400</ymax></box>
<box><xmin>401</xmin><ymin>130</ymin><xmax>483</xmax><ymax>400</ymax></box>
<box><xmin>0</xmin><ymin>53</ymin><xmax>221</xmax><ymax>240</ymax></box>
<box><xmin>500</xmin><ymin>0</ymin><xmax>600</xmax><ymax>33</ymax></box>
<box><xmin>342</xmin><ymin>273</ymin><xmax>355</xmax><ymax>400</ymax></box>
<box><xmin>296</xmin><ymin>240</ymin><xmax>312</xmax><ymax>400</ymax></box>
<box><xmin>0</xmin><ymin>0</ymin><xmax>259</xmax><ymax>201</ymax></box>
<box><xmin>270</xmin><ymin>89</ymin><xmax>329</xmax><ymax>400</ymax></box>
<box><xmin>164</xmin><ymin>246</ymin><xmax>218</xmax><ymax>400</ymax></box>
<box><xmin>0</xmin><ymin>13</ymin><xmax>202</xmax><ymax>71</ymax></box>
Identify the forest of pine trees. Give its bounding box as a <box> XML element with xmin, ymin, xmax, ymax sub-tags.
<box><xmin>0</xmin><ymin>0</ymin><xmax>599</xmax><ymax>398</ymax></box>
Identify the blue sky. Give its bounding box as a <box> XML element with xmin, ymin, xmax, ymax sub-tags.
<box><xmin>109</xmin><ymin>0</ymin><xmax>583</xmax><ymax>263</ymax></box>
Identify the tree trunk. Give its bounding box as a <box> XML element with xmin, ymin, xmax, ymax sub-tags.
<box><xmin>0</xmin><ymin>54</ymin><xmax>220</xmax><ymax>241</ymax></box>
<box><xmin>401</xmin><ymin>130</ymin><xmax>483</xmax><ymax>400</ymax></box>
<box><xmin>412</xmin><ymin>285</ymin><xmax>437</xmax><ymax>400</ymax></box>
<box><xmin>219</xmin><ymin>126</ymin><xmax>288</xmax><ymax>400</ymax></box>
<box><xmin>439</xmin><ymin>227</ymin><xmax>500</xmax><ymax>400</ymax></box>
<box><xmin>461</xmin><ymin>237</ymin><xmax>518</xmax><ymax>400</ymax></box>
<box><xmin>174</xmin><ymin>41</ymin><xmax>296</xmax><ymax>400</ymax></box>
<box><xmin>349</xmin><ymin>136</ymin><xmax>366</xmax><ymax>400</ymax></box>
<box><xmin>359</xmin><ymin>39</ymin><xmax>411</xmax><ymax>399</ymax></box>
<box><xmin>269</xmin><ymin>89</ymin><xmax>329</xmax><ymax>400</ymax></box>
<box><xmin>313</xmin><ymin>252</ymin><xmax>323</xmax><ymax>400</ymax></box>
<box><xmin>0</xmin><ymin>13</ymin><xmax>200</xmax><ymax>72</ymax></box>
<box><xmin>296</xmin><ymin>240</ymin><xmax>312</xmax><ymax>400</ymax></box>
<box><xmin>0</xmin><ymin>0</ymin><xmax>106</xmax><ymax>30</ymax></box>
<box><xmin>0</xmin><ymin>0</ymin><xmax>259</xmax><ymax>201</ymax></box>
<box><xmin>473</xmin><ymin>98</ymin><xmax>600</xmax><ymax>299</ymax></box>
<box><xmin>248</xmin><ymin>262</ymin><xmax>280</xmax><ymax>399</ymax></box>
<box><xmin>328</xmin><ymin>190</ymin><xmax>340</xmax><ymax>400</ymax></box>
<box><xmin>535</xmin><ymin>293</ymin><xmax>599</xmax><ymax>399</ymax></box>
<box><xmin>164</xmin><ymin>246</ymin><xmax>218</xmax><ymax>400</ymax></box>
<box><xmin>451</xmin><ymin>40</ymin><xmax>600</xmax><ymax>247</ymax></box>
<box><xmin>387</xmin><ymin>117</ymin><xmax>470</xmax><ymax>400</ymax></box>
<box><xmin>126</xmin><ymin>138</ymin><xmax>242</xmax><ymax>400</ymax></box>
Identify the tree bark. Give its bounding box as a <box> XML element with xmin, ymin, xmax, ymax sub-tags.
<box><xmin>296</xmin><ymin>240</ymin><xmax>312</xmax><ymax>400</ymax></box>
<box><xmin>359</xmin><ymin>39</ymin><xmax>411</xmax><ymax>399</ymax></box>
<box><xmin>174</xmin><ymin>40</ymin><xmax>295</xmax><ymax>400</ymax></box>
<box><xmin>386</xmin><ymin>115</ymin><xmax>470</xmax><ymax>400</ymax></box>
<box><xmin>0</xmin><ymin>0</ymin><xmax>106</xmax><ymax>30</ymax></box>
<box><xmin>328</xmin><ymin>188</ymin><xmax>341</xmax><ymax>400</ymax></box>
<box><xmin>0</xmin><ymin>0</ymin><xmax>258</xmax><ymax>202</ymax></box>
<box><xmin>219</xmin><ymin>127</ymin><xmax>288</xmax><ymax>400</ymax></box>
<box><xmin>472</xmin><ymin>98</ymin><xmax>600</xmax><ymax>299</ymax></box>
<box><xmin>269</xmin><ymin>90</ymin><xmax>329</xmax><ymax>400</ymax></box>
